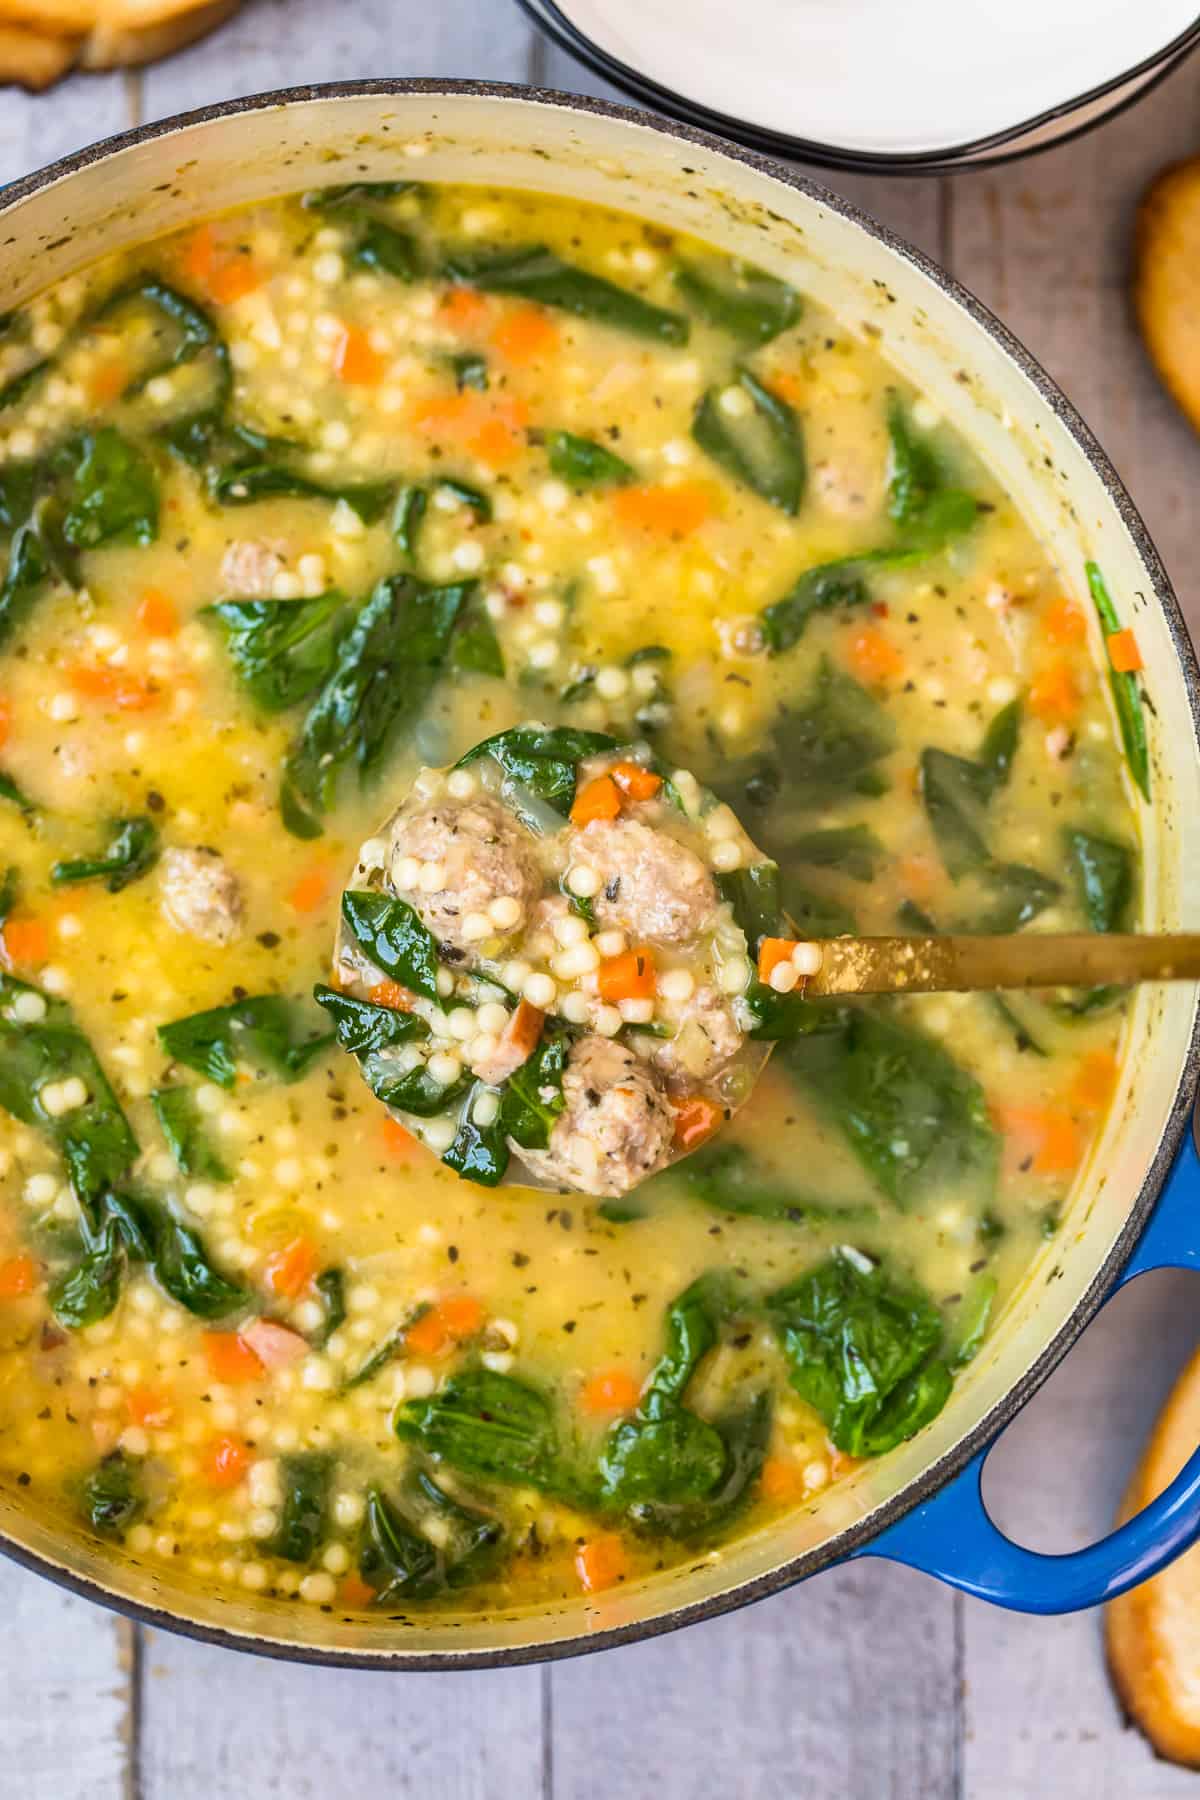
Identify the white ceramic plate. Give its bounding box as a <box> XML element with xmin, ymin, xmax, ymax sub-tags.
<box><xmin>526</xmin><ymin>0</ymin><xmax>1200</xmax><ymax>163</ymax></box>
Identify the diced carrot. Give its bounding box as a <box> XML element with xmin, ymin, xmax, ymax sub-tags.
<box><xmin>287</xmin><ymin>866</ymin><xmax>330</xmax><ymax>914</ymax></box>
<box><xmin>127</xmin><ymin>1386</ymin><xmax>173</xmax><ymax>1429</ymax></box>
<box><xmin>760</xmin><ymin>1454</ymin><xmax>805</xmax><ymax>1503</ymax></box>
<box><xmin>202</xmin><ymin>1331</ymin><xmax>265</xmax><ymax>1385</ymax></box>
<box><xmin>368</xmin><ymin>980</ymin><xmax>414</xmax><ymax>1012</ymax></box>
<box><xmin>405</xmin><ymin>1294</ymin><xmax>486</xmax><ymax>1359</ymax></box>
<box><xmin>68</xmin><ymin>665</ymin><xmax>159</xmax><ymax>711</ymax></box>
<box><xmin>411</xmin><ymin>391</ymin><xmax>527</xmax><ymax>468</ymax></box>
<box><xmin>1043</xmin><ymin>596</ymin><xmax>1087</xmax><ymax>645</ymax></box>
<box><xmin>207</xmin><ymin>256</ymin><xmax>264</xmax><ymax>306</ymax></box>
<box><xmin>333</xmin><ymin>323</ymin><xmax>386</xmax><ymax>387</ymax></box>
<box><xmin>611</xmin><ymin>482</ymin><xmax>712</xmax><ymax>536</ymax></box>
<box><xmin>897</xmin><ymin>853</ymin><xmax>937</xmax><ymax>904</ymax></box>
<box><xmin>202</xmin><ymin>1433</ymin><xmax>250</xmax><ymax>1489</ymax></box>
<box><xmin>0</xmin><ymin>1253</ymin><xmax>37</xmax><ymax>1299</ymax></box>
<box><xmin>0</xmin><ymin>696</ymin><xmax>11</xmax><ymax>751</ymax></box>
<box><xmin>440</xmin><ymin>285</ymin><xmax>488</xmax><ymax>328</ymax></box>
<box><xmin>1028</xmin><ymin>662</ymin><xmax>1080</xmax><ymax>722</ymax></box>
<box><xmin>474</xmin><ymin>999</ymin><xmax>545</xmax><ymax>1086</ymax></box>
<box><xmin>611</xmin><ymin>760</ymin><xmax>661</xmax><ymax>801</ymax></box>
<box><xmin>995</xmin><ymin>1103</ymin><xmax>1081</xmax><ymax>1176</ymax></box>
<box><xmin>468</xmin><ymin>414</ymin><xmax>523</xmax><ymax>468</ymax></box>
<box><xmin>1</xmin><ymin>917</ymin><xmax>49</xmax><ymax>968</ymax></box>
<box><xmin>135</xmin><ymin>589</ymin><xmax>179</xmax><ymax>638</ymax></box>
<box><xmin>846</xmin><ymin>624</ymin><xmax>903</xmax><ymax>685</ymax></box>
<box><xmin>597</xmin><ymin>946</ymin><xmax>657</xmax><ymax>1003</ymax></box>
<box><xmin>87</xmin><ymin>360</ymin><xmax>129</xmax><ymax>409</ymax></box>
<box><xmin>263</xmin><ymin>1236</ymin><xmax>319</xmax><ymax>1301</ymax></box>
<box><xmin>1107</xmin><ymin>628</ymin><xmax>1143</xmax><ymax>674</ymax></box>
<box><xmin>672</xmin><ymin>1095</ymin><xmax>723</xmax><ymax>1151</ymax></box>
<box><xmin>769</xmin><ymin>370</ymin><xmax>805</xmax><ymax>405</ymax></box>
<box><xmin>338</xmin><ymin>1572</ymin><xmax>377</xmax><ymax>1610</ymax></box>
<box><xmin>381</xmin><ymin>1115</ymin><xmax>419</xmax><ymax>1157</ymax></box>
<box><xmin>575</xmin><ymin>1532</ymin><xmax>629</xmax><ymax>1594</ymax></box>
<box><xmin>181</xmin><ymin>222</ymin><xmax>218</xmax><ymax>285</ymax></box>
<box><xmin>757</xmin><ymin>937</ymin><xmax>800</xmax><ymax>983</ymax></box>
<box><xmin>492</xmin><ymin>304</ymin><xmax>560</xmax><ymax>364</ymax></box>
<box><xmin>579</xmin><ymin>1369</ymin><xmax>641</xmax><ymax>1414</ymax></box>
<box><xmin>570</xmin><ymin>774</ymin><xmax>622</xmax><ymax>827</ymax></box>
<box><xmin>1070</xmin><ymin>1048</ymin><xmax>1119</xmax><ymax>1113</ymax></box>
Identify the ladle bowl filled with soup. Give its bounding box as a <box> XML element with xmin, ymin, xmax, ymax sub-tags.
<box><xmin>0</xmin><ymin>82</ymin><xmax>1196</xmax><ymax>1666</ymax></box>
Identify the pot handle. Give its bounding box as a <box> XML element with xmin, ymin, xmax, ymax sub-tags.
<box><xmin>851</xmin><ymin>1127</ymin><xmax>1200</xmax><ymax>1613</ymax></box>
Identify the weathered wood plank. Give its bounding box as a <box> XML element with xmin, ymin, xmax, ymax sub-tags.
<box><xmin>0</xmin><ymin>1558</ymin><xmax>132</xmax><ymax>1800</ymax></box>
<box><xmin>550</xmin><ymin>1563</ymin><xmax>958</xmax><ymax>1800</ymax></box>
<box><xmin>140</xmin><ymin>0</ymin><xmax>534</xmax><ymax>119</ymax></box>
<box><xmin>962</xmin><ymin>1270</ymin><xmax>1200</xmax><ymax>1799</ymax></box>
<box><xmin>137</xmin><ymin>1627</ymin><xmax>544</xmax><ymax>1799</ymax></box>
<box><xmin>0</xmin><ymin>73</ymin><xmax>132</xmax><ymax>190</ymax></box>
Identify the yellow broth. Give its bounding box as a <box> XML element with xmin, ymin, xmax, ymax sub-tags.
<box><xmin>0</xmin><ymin>180</ymin><xmax>1142</xmax><ymax>1615</ymax></box>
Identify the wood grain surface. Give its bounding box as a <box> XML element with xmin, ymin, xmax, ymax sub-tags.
<box><xmin>1</xmin><ymin>9</ymin><xmax>1199</xmax><ymax>1795</ymax></box>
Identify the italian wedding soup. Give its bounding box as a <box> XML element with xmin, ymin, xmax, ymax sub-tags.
<box><xmin>0</xmin><ymin>177</ymin><xmax>1147</xmax><ymax>1618</ymax></box>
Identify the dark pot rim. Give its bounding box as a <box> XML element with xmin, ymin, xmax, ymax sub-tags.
<box><xmin>0</xmin><ymin>77</ymin><xmax>1196</xmax><ymax>1668</ymax></box>
<box><xmin>519</xmin><ymin>0</ymin><xmax>1200</xmax><ymax>176</ymax></box>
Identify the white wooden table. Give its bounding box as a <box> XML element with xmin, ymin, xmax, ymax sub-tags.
<box><xmin>3</xmin><ymin>12</ymin><xmax>1200</xmax><ymax>1796</ymax></box>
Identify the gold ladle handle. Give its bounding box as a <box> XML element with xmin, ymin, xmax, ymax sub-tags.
<box><xmin>802</xmin><ymin>934</ymin><xmax>1200</xmax><ymax>998</ymax></box>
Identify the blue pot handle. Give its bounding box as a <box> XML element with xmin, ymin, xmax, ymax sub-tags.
<box><xmin>853</xmin><ymin>1126</ymin><xmax>1200</xmax><ymax>1613</ymax></box>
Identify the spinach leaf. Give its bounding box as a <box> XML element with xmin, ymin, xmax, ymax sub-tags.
<box><xmin>202</xmin><ymin>593</ymin><xmax>350</xmax><ymax>712</ymax></box>
<box><xmin>313</xmin><ymin>1268</ymin><xmax>346</xmax><ymax>1349</ymax></box>
<box><xmin>950</xmin><ymin>1272</ymin><xmax>997</xmax><ymax>1369</ymax></box>
<box><xmin>360</xmin><ymin>1054</ymin><xmax>472</xmax><ymax>1118</ymax></box>
<box><xmin>391</xmin><ymin>485</ymin><xmax>427</xmax><ymax>565</ymax></box>
<box><xmin>411</xmin><ymin>1468</ymin><xmax>503</xmax><ymax>1584</ymax></box>
<box><xmin>760</xmin><ymin>561</ymin><xmax>871</xmax><ymax>653</ymax></box>
<box><xmin>61</xmin><ymin>429</ymin><xmax>158</xmax><ymax>550</ymax></box>
<box><xmin>282</xmin><ymin>575</ymin><xmax>471</xmax><ymax>827</ymax></box>
<box><xmin>51</xmin><ymin>816</ymin><xmax>159</xmax><ymax>893</ymax></box>
<box><xmin>920</xmin><ymin>700</ymin><xmax>1021</xmax><ymax>878</ymax></box>
<box><xmin>0</xmin><ymin>506</ymin><xmax>61</xmax><ymax>649</ymax></box>
<box><xmin>49</xmin><ymin>1219</ymin><xmax>124</xmax><ymax>1327</ymax></box>
<box><xmin>312</xmin><ymin>981</ymin><xmax>431</xmax><ymax>1051</ymax></box>
<box><xmin>443</xmin><ymin>245</ymin><xmax>689</xmax><ymax>344</ymax></box>
<box><xmin>498</xmin><ymin>1031</ymin><xmax>567</xmax><ymax>1150</ymax></box>
<box><xmin>678</xmin><ymin>1141</ymin><xmax>875</xmax><ymax>1226</ymax></box>
<box><xmin>457</xmin><ymin>725</ymin><xmax>616</xmax><ymax>816</ymax></box>
<box><xmin>1064</xmin><ymin>828</ymin><xmax>1134</xmax><ymax>932</ymax></box>
<box><xmin>342</xmin><ymin>1320</ymin><xmax>412</xmax><ymax>1392</ymax></box>
<box><xmin>781</xmin><ymin>1006</ymin><xmax>998</xmax><ymax>1209</ymax></box>
<box><xmin>966</xmin><ymin>862</ymin><xmax>1060</xmax><ymax>934</ymax></box>
<box><xmin>441</xmin><ymin>1084</ymin><xmax>511</xmax><ymax>1187</ymax></box>
<box><xmin>673</xmin><ymin>257</ymin><xmax>800</xmax><ymax>346</ymax></box>
<box><xmin>271</xmin><ymin>1453</ymin><xmax>333</xmax><ymax>1563</ymax></box>
<box><xmin>340</xmin><ymin>891</ymin><xmax>441</xmax><ymax>1001</ymax></box>
<box><xmin>157</xmin><ymin>994</ymin><xmax>333</xmax><ymax>1089</ymax></box>
<box><xmin>783</xmin><ymin>824</ymin><xmax>883</xmax><ymax>883</ymax></box>
<box><xmin>359</xmin><ymin>1485</ymin><xmax>442</xmax><ymax>1600</ymax></box>
<box><xmin>714</xmin><ymin>860</ymin><xmax>781</xmax><ymax>956</ymax></box>
<box><xmin>395</xmin><ymin>1368</ymin><xmax>575</xmax><ymax>1495</ymax></box>
<box><xmin>778</xmin><ymin>878</ymin><xmax>856</xmax><ymax>939</ymax></box>
<box><xmin>446</xmin><ymin>351</ymin><xmax>488</xmax><ymax>392</ymax></box>
<box><xmin>79</xmin><ymin>1450</ymin><xmax>144</xmax><ymax>1540</ymax></box>
<box><xmin>450</xmin><ymin>590</ymin><xmax>505</xmax><ymax>679</ymax></box>
<box><xmin>1086</xmin><ymin>561</ymin><xmax>1150</xmax><ymax>800</ymax></box>
<box><xmin>150</xmin><ymin>1084</ymin><xmax>231</xmax><ymax>1183</ymax></box>
<box><xmin>770</xmin><ymin>657</ymin><xmax>896</xmax><ymax>795</ymax></box>
<box><xmin>886</xmin><ymin>396</ymin><xmax>978</xmax><ymax>549</ymax></box>
<box><xmin>692</xmin><ymin>368</ymin><xmax>805</xmax><ymax>514</ymax></box>
<box><xmin>0</xmin><ymin>769</ymin><xmax>36</xmax><ymax>815</ymax></box>
<box><xmin>768</xmin><ymin>1245</ymin><xmax>952</xmax><ymax>1455</ymax></box>
<box><xmin>303</xmin><ymin>179</ymin><xmax>417</xmax><ymax>208</ymax></box>
<box><xmin>632</xmin><ymin>1391</ymin><xmax>772</xmax><ymax>1539</ymax></box>
<box><xmin>353</xmin><ymin>219</ymin><xmax>423</xmax><ymax>281</ymax></box>
<box><xmin>212</xmin><ymin>463</ymin><xmax>394</xmax><ymax>523</ymax></box>
<box><xmin>544</xmin><ymin>430</ymin><xmax>634</xmax><ymax>488</ymax></box>
<box><xmin>0</xmin><ymin>972</ymin><xmax>138</xmax><ymax>1208</ymax></box>
<box><xmin>742</xmin><ymin>984</ymin><xmax>844</xmax><ymax>1042</ymax></box>
<box><xmin>95</xmin><ymin>278</ymin><xmax>233</xmax><ymax>416</ymax></box>
<box><xmin>150</xmin><ymin>1203</ymin><xmax>245</xmax><ymax>1318</ymax></box>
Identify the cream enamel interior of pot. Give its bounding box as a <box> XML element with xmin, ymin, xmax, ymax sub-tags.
<box><xmin>0</xmin><ymin>87</ymin><xmax>1197</xmax><ymax>1663</ymax></box>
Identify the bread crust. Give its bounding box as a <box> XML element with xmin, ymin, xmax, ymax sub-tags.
<box><xmin>1106</xmin><ymin>1341</ymin><xmax>1200</xmax><ymax>1767</ymax></box>
<box><xmin>1136</xmin><ymin>157</ymin><xmax>1200</xmax><ymax>438</ymax></box>
<box><xmin>0</xmin><ymin>0</ymin><xmax>238</xmax><ymax>87</ymax></box>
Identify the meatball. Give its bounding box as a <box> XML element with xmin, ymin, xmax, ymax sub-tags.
<box><xmin>516</xmin><ymin>1036</ymin><xmax>674</xmax><ymax>1199</ymax></box>
<box><xmin>160</xmin><ymin>848</ymin><xmax>244</xmax><ymax>945</ymax></box>
<box><xmin>219</xmin><ymin>539</ymin><xmax>285</xmax><ymax>597</ymax></box>
<box><xmin>387</xmin><ymin>795</ymin><xmax>540</xmax><ymax>955</ymax></box>
<box><xmin>654</xmin><ymin>985</ymin><xmax>744</xmax><ymax>1082</ymax></box>
<box><xmin>575</xmin><ymin>817</ymin><xmax>718</xmax><ymax>946</ymax></box>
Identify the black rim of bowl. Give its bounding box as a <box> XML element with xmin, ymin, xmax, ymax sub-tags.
<box><xmin>0</xmin><ymin>77</ymin><xmax>1197</xmax><ymax>1667</ymax></box>
<box><xmin>520</xmin><ymin>0</ymin><xmax>1200</xmax><ymax>175</ymax></box>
